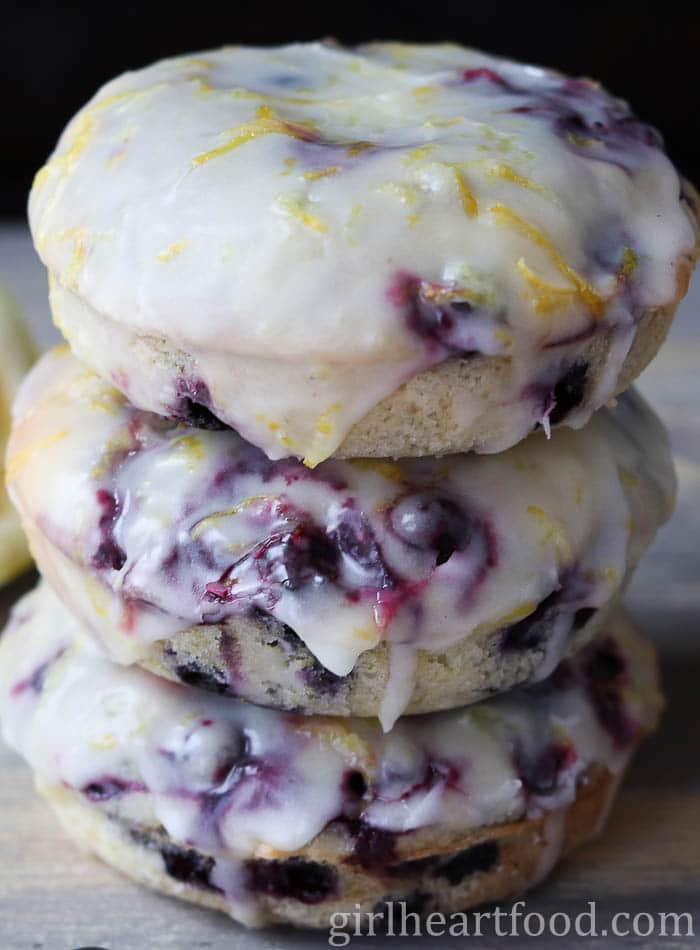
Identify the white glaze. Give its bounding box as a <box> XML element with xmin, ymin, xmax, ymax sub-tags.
<box><xmin>6</xmin><ymin>348</ymin><xmax>675</xmax><ymax>726</ymax></box>
<box><xmin>0</xmin><ymin>584</ymin><xmax>661</xmax><ymax>863</ymax></box>
<box><xmin>29</xmin><ymin>42</ymin><xmax>696</xmax><ymax>462</ymax></box>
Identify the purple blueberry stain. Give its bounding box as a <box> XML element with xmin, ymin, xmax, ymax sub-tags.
<box><xmin>329</xmin><ymin>501</ymin><xmax>394</xmax><ymax>589</ymax></box>
<box><xmin>547</xmin><ymin>361</ymin><xmax>589</xmax><ymax>426</ymax></box>
<box><xmin>244</xmin><ymin>856</ymin><xmax>337</xmax><ymax>904</ymax></box>
<box><xmin>171</xmin><ymin>659</ymin><xmax>231</xmax><ymax>696</ymax></box>
<box><xmin>128</xmin><ymin>826</ymin><xmax>221</xmax><ymax>892</ymax></box>
<box><xmin>10</xmin><ymin>647</ymin><xmax>66</xmax><ymax>697</ymax></box>
<box><xmin>584</xmin><ymin>637</ymin><xmax>638</xmax><ymax>749</ymax></box>
<box><xmin>388</xmin><ymin>272</ymin><xmax>504</xmax><ymax>355</ymax></box>
<box><xmin>434</xmin><ymin>839</ymin><xmax>499</xmax><ymax>884</ymax></box>
<box><xmin>172</xmin><ymin>378</ymin><xmax>226</xmax><ymax>431</ymax></box>
<box><xmin>82</xmin><ymin>776</ymin><xmax>147</xmax><ymax>801</ymax></box>
<box><xmin>161</xmin><ymin>843</ymin><xmax>220</xmax><ymax>891</ymax></box>
<box><xmin>343</xmin><ymin>818</ymin><xmax>399</xmax><ymax>869</ymax></box>
<box><xmin>205</xmin><ymin>501</ymin><xmax>396</xmax><ymax>609</ymax></box>
<box><xmin>91</xmin><ymin>489</ymin><xmax>126</xmax><ymax>572</ymax></box>
<box><xmin>513</xmin><ymin>740</ymin><xmax>577</xmax><ymax>798</ymax></box>
<box><xmin>501</xmin><ymin>569</ymin><xmax>597</xmax><ymax>662</ymax></box>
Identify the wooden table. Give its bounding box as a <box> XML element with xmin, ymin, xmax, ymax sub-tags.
<box><xmin>1</xmin><ymin>225</ymin><xmax>698</xmax><ymax>949</ymax></box>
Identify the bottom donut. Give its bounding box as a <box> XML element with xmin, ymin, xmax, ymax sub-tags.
<box><xmin>0</xmin><ymin>584</ymin><xmax>662</xmax><ymax>929</ymax></box>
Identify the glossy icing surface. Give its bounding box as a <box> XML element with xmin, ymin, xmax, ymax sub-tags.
<box><xmin>7</xmin><ymin>348</ymin><xmax>674</xmax><ymax>725</ymax></box>
<box><xmin>29</xmin><ymin>43</ymin><xmax>696</xmax><ymax>462</ymax></box>
<box><xmin>0</xmin><ymin>585</ymin><xmax>661</xmax><ymax>874</ymax></box>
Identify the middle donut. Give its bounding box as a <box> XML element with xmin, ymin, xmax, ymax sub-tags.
<box><xmin>7</xmin><ymin>347</ymin><xmax>674</xmax><ymax>727</ymax></box>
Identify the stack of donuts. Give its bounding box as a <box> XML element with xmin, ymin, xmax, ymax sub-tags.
<box><xmin>1</xmin><ymin>42</ymin><xmax>697</xmax><ymax>929</ymax></box>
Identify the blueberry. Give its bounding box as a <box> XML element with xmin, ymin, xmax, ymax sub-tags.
<box><xmin>500</xmin><ymin>594</ymin><xmax>558</xmax><ymax>652</ymax></box>
<box><xmin>461</xmin><ymin>67</ymin><xmax>509</xmax><ymax>87</ymax></box>
<box><xmin>91</xmin><ymin>489</ymin><xmax>126</xmax><ymax>571</ymax></box>
<box><xmin>299</xmin><ymin>659</ymin><xmax>346</xmax><ymax>695</ymax></box>
<box><xmin>173</xmin><ymin>379</ymin><xmax>226</xmax><ymax>430</ymax></box>
<box><xmin>434</xmin><ymin>840</ymin><xmax>499</xmax><ymax>884</ymax></box>
<box><xmin>244</xmin><ymin>857</ymin><xmax>337</xmax><ymax>903</ymax></box>
<box><xmin>206</xmin><ymin>522</ymin><xmax>340</xmax><ymax>602</ymax></box>
<box><xmin>572</xmin><ymin>606</ymin><xmax>597</xmax><ymax>631</ymax></box>
<box><xmin>207</xmin><ymin>505</ymin><xmax>392</xmax><ymax>605</ymax></box>
<box><xmin>174</xmin><ymin>661</ymin><xmax>231</xmax><ymax>696</ymax></box>
<box><xmin>343</xmin><ymin>770</ymin><xmax>367</xmax><ymax>800</ymax></box>
<box><xmin>268</xmin><ymin>524</ymin><xmax>341</xmax><ymax>589</ymax></box>
<box><xmin>389</xmin><ymin>493</ymin><xmax>474</xmax><ymax>567</ymax></box>
<box><xmin>162</xmin><ymin>843</ymin><xmax>219</xmax><ymax>890</ymax></box>
<box><xmin>584</xmin><ymin>638</ymin><xmax>637</xmax><ymax>748</ymax></box>
<box><xmin>548</xmin><ymin>362</ymin><xmax>589</xmax><ymax>425</ymax></box>
<box><xmin>330</xmin><ymin>504</ymin><xmax>392</xmax><ymax>586</ymax></box>
<box><xmin>126</xmin><ymin>825</ymin><xmax>220</xmax><ymax>891</ymax></box>
<box><xmin>514</xmin><ymin>742</ymin><xmax>576</xmax><ymax>797</ymax></box>
<box><xmin>343</xmin><ymin>819</ymin><xmax>399</xmax><ymax>869</ymax></box>
<box><xmin>82</xmin><ymin>776</ymin><xmax>145</xmax><ymax>801</ymax></box>
<box><xmin>373</xmin><ymin>891</ymin><xmax>433</xmax><ymax>920</ymax></box>
<box><xmin>389</xmin><ymin>273</ymin><xmax>494</xmax><ymax>353</ymax></box>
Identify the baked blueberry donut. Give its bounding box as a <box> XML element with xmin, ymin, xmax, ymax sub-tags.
<box><xmin>29</xmin><ymin>43</ymin><xmax>698</xmax><ymax>465</ymax></box>
<box><xmin>6</xmin><ymin>347</ymin><xmax>674</xmax><ymax>725</ymax></box>
<box><xmin>0</xmin><ymin>585</ymin><xmax>662</xmax><ymax>929</ymax></box>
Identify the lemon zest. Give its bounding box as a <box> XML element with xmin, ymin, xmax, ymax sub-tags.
<box><xmin>486</xmin><ymin>162</ymin><xmax>550</xmax><ymax>198</ymax></box>
<box><xmin>621</xmin><ymin>246</ymin><xmax>638</xmax><ymax>278</ymax></box>
<box><xmin>191</xmin><ymin>495</ymin><xmax>273</xmax><ymax>540</ymax></box>
<box><xmin>156</xmin><ymin>239</ymin><xmax>189</xmax><ymax>263</ymax></box>
<box><xmin>453</xmin><ymin>169</ymin><xmax>478</xmax><ymax>217</ymax></box>
<box><xmin>7</xmin><ymin>430</ymin><xmax>69</xmax><ymax>477</ymax></box>
<box><xmin>302</xmin><ymin>165</ymin><xmax>340</xmax><ymax>181</ymax></box>
<box><xmin>192</xmin><ymin>106</ymin><xmax>316</xmax><ymax>165</ymax></box>
<box><xmin>491</xmin><ymin>204</ymin><xmax>605</xmax><ymax>317</ymax></box>
<box><xmin>275</xmin><ymin>195</ymin><xmax>327</xmax><ymax>233</ymax></box>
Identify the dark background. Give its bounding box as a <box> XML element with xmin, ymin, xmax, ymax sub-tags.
<box><xmin>3</xmin><ymin>1</ymin><xmax>699</xmax><ymax>217</ymax></box>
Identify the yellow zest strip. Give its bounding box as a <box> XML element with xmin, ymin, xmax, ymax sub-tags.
<box><xmin>156</xmin><ymin>239</ymin><xmax>189</xmax><ymax>263</ymax></box>
<box><xmin>64</xmin><ymin>229</ymin><xmax>86</xmax><ymax>289</ymax></box>
<box><xmin>490</xmin><ymin>204</ymin><xmax>605</xmax><ymax>317</ymax></box>
<box><xmin>7</xmin><ymin>430</ymin><xmax>69</xmax><ymax>478</ymax></box>
<box><xmin>567</xmin><ymin>131</ymin><xmax>602</xmax><ymax>149</ymax></box>
<box><xmin>346</xmin><ymin>141</ymin><xmax>374</xmax><ymax>157</ymax></box>
<box><xmin>403</xmin><ymin>144</ymin><xmax>437</xmax><ymax>164</ymax></box>
<box><xmin>453</xmin><ymin>169</ymin><xmax>478</xmax><ymax>217</ymax></box>
<box><xmin>33</xmin><ymin>90</ymin><xmax>140</xmax><ymax>189</ymax></box>
<box><xmin>302</xmin><ymin>166</ymin><xmax>340</xmax><ymax>181</ymax></box>
<box><xmin>526</xmin><ymin>504</ymin><xmax>571</xmax><ymax>560</ymax></box>
<box><xmin>515</xmin><ymin>258</ymin><xmax>576</xmax><ymax>313</ymax></box>
<box><xmin>303</xmin><ymin>403</ymin><xmax>343</xmax><ymax>467</ymax></box>
<box><xmin>620</xmin><ymin>246</ymin><xmax>637</xmax><ymax>278</ymax></box>
<box><xmin>412</xmin><ymin>85</ymin><xmax>438</xmax><ymax>100</ymax></box>
<box><xmin>314</xmin><ymin>402</ymin><xmax>343</xmax><ymax>436</ymax></box>
<box><xmin>171</xmin><ymin>434</ymin><xmax>205</xmax><ymax>470</ymax></box>
<box><xmin>493</xmin><ymin>601</ymin><xmax>539</xmax><ymax>627</ymax></box>
<box><xmin>486</xmin><ymin>163</ymin><xmax>550</xmax><ymax>197</ymax></box>
<box><xmin>347</xmin><ymin>459</ymin><xmax>407</xmax><ymax>483</ymax></box>
<box><xmin>181</xmin><ymin>57</ymin><xmax>213</xmax><ymax>70</ymax></box>
<box><xmin>192</xmin><ymin>106</ymin><xmax>316</xmax><ymax>166</ymax></box>
<box><xmin>276</xmin><ymin>195</ymin><xmax>327</xmax><ymax>233</ymax></box>
<box><xmin>191</xmin><ymin>495</ymin><xmax>273</xmax><ymax>540</ymax></box>
<box><xmin>424</xmin><ymin>115</ymin><xmax>462</xmax><ymax>129</ymax></box>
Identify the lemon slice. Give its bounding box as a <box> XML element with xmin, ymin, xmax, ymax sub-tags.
<box><xmin>0</xmin><ymin>284</ymin><xmax>36</xmax><ymax>586</ymax></box>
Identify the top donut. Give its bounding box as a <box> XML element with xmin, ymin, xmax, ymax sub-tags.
<box><xmin>29</xmin><ymin>42</ymin><xmax>698</xmax><ymax>465</ymax></box>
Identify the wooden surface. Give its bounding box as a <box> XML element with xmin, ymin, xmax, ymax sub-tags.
<box><xmin>1</xmin><ymin>224</ymin><xmax>699</xmax><ymax>948</ymax></box>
